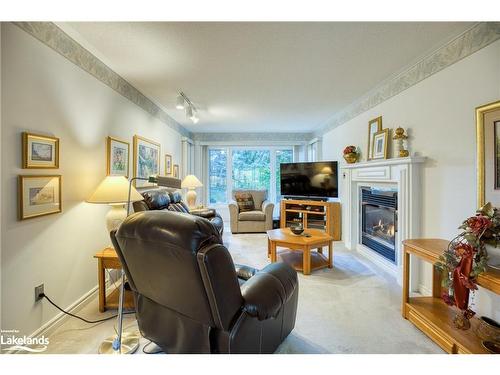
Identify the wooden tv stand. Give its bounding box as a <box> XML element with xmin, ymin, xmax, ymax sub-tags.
<box><xmin>402</xmin><ymin>239</ymin><xmax>500</xmax><ymax>354</ymax></box>
<box><xmin>280</xmin><ymin>199</ymin><xmax>341</xmax><ymax>240</ymax></box>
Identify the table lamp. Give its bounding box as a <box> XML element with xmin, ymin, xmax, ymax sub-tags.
<box><xmin>87</xmin><ymin>176</ymin><xmax>144</xmax><ymax>233</ymax></box>
<box><xmin>181</xmin><ymin>174</ymin><xmax>203</xmax><ymax>208</ymax></box>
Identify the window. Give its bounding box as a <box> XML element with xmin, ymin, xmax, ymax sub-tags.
<box><xmin>208</xmin><ymin>149</ymin><xmax>227</xmax><ymax>204</ymax></box>
<box><xmin>208</xmin><ymin>147</ymin><xmax>293</xmax><ymax>207</ymax></box>
<box><xmin>275</xmin><ymin>149</ymin><xmax>293</xmax><ymax>201</ymax></box>
<box><xmin>232</xmin><ymin>150</ymin><xmax>271</xmax><ymax>191</ymax></box>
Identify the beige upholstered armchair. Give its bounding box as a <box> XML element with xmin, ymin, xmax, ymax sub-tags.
<box><xmin>229</xmin><ymin>190</ymin><xmax>274</xmax><ymax>233</ymax></box>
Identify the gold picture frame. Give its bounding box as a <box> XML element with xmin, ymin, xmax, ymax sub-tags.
<box><xmin>22</xmin><ymin>132</ymin><xmax>59</xmax><ymax>169</ymax></box>
<box><xmin>476</xmin><ymin>100</ymin><xmax>500</xmax><ymax>208</ymax></box>
<box><xmin>367</xmin><ymin>117</ymin><xmax>382</xmax><ymax>161</ymax></box>
<box><xmin>106</xmin><ymin>136</ymin><xmax>130</xmax><ymax>178</ymax></box>
<box><xmin>133</xmin><ymin>135</ymin><xmax>161</xmax><ymax>187</ymax></box>
<box><xmin>173</xmin><ymin>164</ymin><xmax>179</xmax><ymax>178</ymax></box>
<box><xmin>165</xmin><ymin>154</ymin><xmax>173</xmax><ymax>175</ymax></box>
<box><xmin>371</xmin><ymin>129</ymin><xmax>389</xmax><ymax>160</ymax></box>
<box><xmin>18</xmin><ymin>175</ymin><xmax>62</xmax><ymax>220</ymax></box>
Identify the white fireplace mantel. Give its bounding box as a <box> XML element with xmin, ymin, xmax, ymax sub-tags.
<box><xmin>340</xmin><ymin>156</ymin><xmax>426</xmax><ymax>285</ymax></box>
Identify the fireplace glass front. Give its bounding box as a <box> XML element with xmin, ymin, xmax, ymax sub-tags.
<box><xmin>360</xmin><ymin>187</ymin><xmax>398</xmax><ymax>263</ymax></box>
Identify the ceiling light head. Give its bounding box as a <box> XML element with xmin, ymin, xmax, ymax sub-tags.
<box><xmin>176</xmin><ymin>94</ymin><xmax>185</xmax><ymax>110</ymax></box>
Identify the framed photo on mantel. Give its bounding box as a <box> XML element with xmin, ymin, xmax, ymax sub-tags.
<box><xmin>476</xmin><ymin>100</ymin><xmax>500</xmax><ymax>208</ymax></box>
<box><xmin>367</xmin><ymin>116</ymin><xmax>382</xmax><ymax>160</ymax></box>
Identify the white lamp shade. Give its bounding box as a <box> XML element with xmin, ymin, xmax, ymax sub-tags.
<box><xmin>87</xmin><ymin>176</ymin><xmax>143</xmax><ymax>204</ymax></box>
<box><xmin>181</xmin><ymin>175</ymin><xmax>203</xmax><ymax>189</ymax></box>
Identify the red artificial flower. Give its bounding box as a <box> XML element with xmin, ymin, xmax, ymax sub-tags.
<box><xmin>467</xmin><ymin>215</ymin><xmax>492</xmax><ymax>237</ymax></box>
<box><xmin>343</xmin><ymin>146</ymin><xmax>356</xmax><ymax>155</ymax></box>
<box><xmin>453</xmin><ymin>243</ymin><xmax>475</xmax><ymax>258</ymax></box>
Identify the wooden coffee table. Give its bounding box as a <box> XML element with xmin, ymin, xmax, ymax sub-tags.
<box><xmin>267</xmin><ymin>228</ymin><xmax>334</xmax><ymax>275</ymax></box>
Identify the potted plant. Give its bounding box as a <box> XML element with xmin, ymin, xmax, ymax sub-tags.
<box><xmin>343</xmin><ymin>145</ymin><xmax>358</xmax><ymax>164</ymax></box>
<box><xmin>436</xmin><ymin>203</ymin><xmax>500</xmax><ymax>329</ymax></box>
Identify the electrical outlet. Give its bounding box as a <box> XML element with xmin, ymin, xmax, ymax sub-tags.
<box><xmin>35</xmin><ymin>284</ymin><xmax>44</xmax><ymax>302</ymax></box>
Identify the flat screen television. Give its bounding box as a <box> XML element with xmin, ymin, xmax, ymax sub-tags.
<box><xmin>280</xmin><ymin>161</ymin><xmax>338</xmax><ymax>199</ymax></box>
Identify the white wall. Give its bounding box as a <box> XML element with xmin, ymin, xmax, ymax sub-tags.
<box><xmin>321</xmin><ymin>39</ymin><xmax>500</xmax><ymax>319</ymax></box>
<box><xmin>1</xmin><ymin>23</ymin><xmax>184</xmax><ymax>336</ymax></box>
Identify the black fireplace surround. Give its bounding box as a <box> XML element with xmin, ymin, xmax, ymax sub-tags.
<box><xmin>360</xmin><ymin>187</ymin><xmax>398</xmax><ymax>263</ymax></box>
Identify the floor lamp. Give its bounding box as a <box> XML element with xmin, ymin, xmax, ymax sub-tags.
<box><xmin>96</xmin><ymin>175</ymin><xmax>181</xmax><ymax>354</ymax></box>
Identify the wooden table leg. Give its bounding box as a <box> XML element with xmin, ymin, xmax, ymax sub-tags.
<box><xmin>270</xmin><ymin>241</ymin><xmax>277</xmax><ymax>263</ymax></box>
<box><xmin>303</xmin><ymin>246</ymin><xmax>311</xmax><ymax>275</ymax></box>
<box><xmin>328</xmin><ymin>241</ymin><xmax>333</xmax><ymax>268</ymax></box>
<box><xmin>402</xmin><ymin>249</ymin><xmax>410</xmax><ymax>319</ymax></box>
<box><xmin>98</xmin><ymin>259</ymin><xmax>106</xmax><ymax>313</ymax></box>
<box><xmin>267</xmin><ymin>237</ymin><xmax>271</xmax><ymax>258</ymax></box>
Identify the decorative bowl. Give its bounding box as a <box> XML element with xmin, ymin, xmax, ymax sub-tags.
<box><xmin>475</xmin><ymin>316</ymin><xmax>500</xmax><ymax>342</ymax></box>
<box><xmin>482</xmin><ymin>340</ymin><xmax>500</xmax><ymax>354</ymax></box>
<box><xmin>290</xmin><ymin>226</ymin><xmax>304</xmax><ymax>235</ymax></box>
<box><xmin>343</xmin><ymin>152</ymin><xmax>358</xmax><ymax>164</ymax></box>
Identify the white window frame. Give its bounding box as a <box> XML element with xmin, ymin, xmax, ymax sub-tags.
<box><xmin>207</xmin><ymin>145</ymin><xmax>294</xmax><ymax>206</ymax></box>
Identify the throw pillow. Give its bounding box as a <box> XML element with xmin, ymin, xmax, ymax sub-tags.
<box><xmin>234</xmin><ymin>192</ymin><xmax>255</xmax><ymax>212</ymax></box>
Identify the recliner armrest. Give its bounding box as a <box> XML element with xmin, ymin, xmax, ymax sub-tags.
<box><xmin>240</xmin><ymin>263</ymin><xmax>298</xmax><ymax>320</ymax></box>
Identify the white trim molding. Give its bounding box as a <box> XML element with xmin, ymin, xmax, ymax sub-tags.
<box><xmin>13</xmin><ymin>22</ymin><xmax>191</xmax><ymax>138</ymax></box>
<box><xmin>316</xmin><ymin>22</ymin><xmax>500</xmax><ymax>136</ymax></box>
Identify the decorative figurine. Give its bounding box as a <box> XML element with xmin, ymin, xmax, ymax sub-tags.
<box><xmin>392</xmin><ymin>127</ymin><xmax>409</xmax><ymax>157</ymax></box>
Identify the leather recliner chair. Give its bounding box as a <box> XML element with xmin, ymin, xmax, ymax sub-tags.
<box><xmin>111</xmin><ymin>210</ymin><xmax>298</xmax><ymax>354</ymax></box>
<box><xmin>133</xmin><ymin>188</ymin><xmax>224</xmax><ymax>236</ymax></box>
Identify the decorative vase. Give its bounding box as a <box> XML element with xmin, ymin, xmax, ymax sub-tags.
<box><xmin>343</xmin><ymin>152</ymin><xmax>358</xmax><ymax>164</ymax></box>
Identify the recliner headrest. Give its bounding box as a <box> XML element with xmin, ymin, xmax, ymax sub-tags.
<box><xmin>141</xmin><ymin>189</ymin><xmax>171</xmax><ymax>210</ymax></box>
<box><xmin>116</xmin><ymin>210</ymin><xmax>222</xmax><ymax>253</ymax></box>
<box><xmin>168</xmin><ymin>191</ymin><xmax>183</xmax><ymax>204</ymax></box>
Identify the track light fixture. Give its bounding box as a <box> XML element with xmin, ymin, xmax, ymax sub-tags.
<box><xmin>176</xmin><ymin>91</ymin><xmax>199</xmax><ymax>124</ymax></box>
<box><xmin>176</xmin><ymin>95</ymin><xmax>185</xmax><ymax>110</ymax></box>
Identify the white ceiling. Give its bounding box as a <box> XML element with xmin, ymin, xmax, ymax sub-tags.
<box><xmin>58</xmin><ymin>22</ymin><xmax>474</xmax><ymax>133</ymax></box>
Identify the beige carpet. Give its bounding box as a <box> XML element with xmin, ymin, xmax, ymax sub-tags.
<box><xmin>41</xmin><ymin>230</ymin><xmax>442</xmax><ymax>354</ymax></box>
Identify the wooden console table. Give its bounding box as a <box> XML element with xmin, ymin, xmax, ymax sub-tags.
<box><xmin>402</xmin><ymin>239</ymin><xmax>500</xmax><ymax>354</ymax></box>
<box><xmin>94</xmin><ymin>247</ymin><xmax>135</xmax><ymax>313</ymax></box>
<box><xmin>280</xmin><ymin>199</ymin><xmax>341</xmax><ymax>241</ymax></box>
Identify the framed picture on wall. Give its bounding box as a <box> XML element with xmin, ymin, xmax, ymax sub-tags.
<box><xmin>106</xmin><ymin>136</ymin><xmax>129</xmax><ymax>178</ymax></box>
<box><xmin>371</xmin><ymin>129</ymin><xmax>389</xmax><ymax>160</ymax></box>
<box><xmin>22</xmin><ymin>132</ymin><xmax>59</xmax><ymax>169</ymax></box>
<box><xmin>476</xmin><ymin>100</ymin><xmax>500</xmax><ymax>208</ymax></box>
<box><xmin>367</xmin><ymin>117</ymin><xmax>382</xmax><ymax>161</ymax></box>
<box><xmin>133</xmin><ymin>135</ymin><xmax>161</xmax><ymax>187</ymax></box>
<box><xmin>173</xmin><ymin>164</ymin><xmax>179</xmax><ymax>178</ymax></box>
<box><xmin>165</xmin><ymin>154</ymin><xmax>173</xmax><ymax>175</ymax></box>
<box><xmin>18</xmin><ymin>175</ymin><xmax>62</xmax><ymax>220</ymax></box>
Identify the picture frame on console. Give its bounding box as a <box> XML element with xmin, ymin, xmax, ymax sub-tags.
<box><xmin>22</xmin><ymin>132</ymin><xmax>59</xmax><ymax>169</ymax></box>
<box><xmin>18</xmin><ymin>175</ymin><xmax>62</xmax><ymax>220</ymax></box>
<box><xmin>133</xmin><ymin>135</ymin><xmax>161</xmax><ymax>188</ymax></box>
<box><xmin>106</xmin><ymin>136</ymin><xmax>129</xmax><ymax>178</ymax></box>
<box><xmin>476</xmin><ymin>100</ymin><xmax>500</xmax><ymax>208</ymax></box>
<box><xmin>367</xmin><ymin>116</ymin><xmax>382</xmax><ymax>161</ymax></box>
<box><xmin>371</xmin><ymin>128</ymin><xmax>389</xmax><ymax>160</ymax></box>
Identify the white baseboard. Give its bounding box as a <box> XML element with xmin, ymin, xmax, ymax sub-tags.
<box><xmin>356</xmin><ymin>243</ymin><xmax>398</xmax><ymax>277</ymax></box>
<box><xmin>29</xmin><ymin>285</ymin><xmax>99</xmax><ymax>341</ymax></box>
<box><xmin>29</xmin><ymin>275</ymin><xmax>118</xmax><ymax>341</ymax></box>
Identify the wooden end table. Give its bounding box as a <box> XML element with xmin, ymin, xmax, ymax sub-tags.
<box><xmin>267</xmin><ymin>228</ymin><xmax>334</xmax><ymax>275</ymax></box>
<box><xmin>94</xmin><ymin>247</ymin><xmax>135</xmax><ymax>313</ymax></box>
